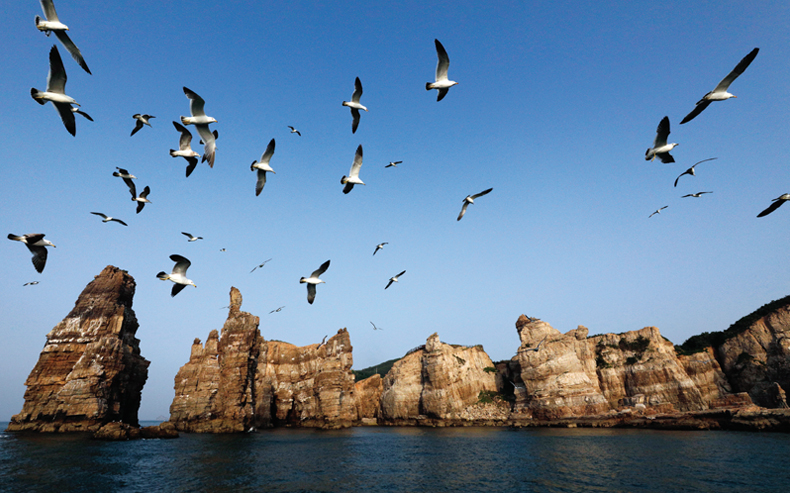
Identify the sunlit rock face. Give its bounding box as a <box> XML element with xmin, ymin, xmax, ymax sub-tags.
<box><xmin>8</xmin><ymin>266</ymin><xmax>149</xmax><ymax>432</ymax></box>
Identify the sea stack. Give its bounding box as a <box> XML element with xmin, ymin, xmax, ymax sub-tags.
<box><xmin>7</xmin><ymin>266</ymin><xmax>149</xmax><ymax>432</ymax></box>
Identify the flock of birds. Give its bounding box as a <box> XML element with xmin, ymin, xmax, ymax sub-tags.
<box><xmin>11</xmin><ymin>1</ymin><xmax>495</xmax><ymax>307</ymax></box>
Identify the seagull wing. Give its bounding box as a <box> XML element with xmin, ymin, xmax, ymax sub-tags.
<box><xmin>40</xmin><ymin>0</ymin><xmax>59</xmax><ymax>21</ymax></box>
<box><xmin>140</xmin><ymin>186</ymin><xmax>151</xmax><ymax>199</ymax></box>
<box><xmin>173</xmin><ymin>121</ymin><xmax>193</xmax><ymax>149</ymax></box>
<box><xmin>46</xmin><ymin>45</ymin><xmax>67</xmax><ymax>95</ymax></box>
<box><xmin>260</xmin><ymin>138</ymin><xmax>275</xmax><ymax>164</ymax></box>
<box><xmin>351</xmin><ymin>77</ymin><xmax>363</xmax><ymax>103</ymax></box>
<box><xmin>184</xmin><ymin>87</ymin><xmax>206</xmax><ymax>117</ymax></box>
<box><xmin>131</xmin><ymin>119</ymin><xmax>144</xmax><ymax>136</ymax></box>
<box><xmin>306</xmin><ymin>283</ymin><xmax>317</xmax><ymax>304</ymax></box>
<box><xmin>73</xmin><ymin>108</ymin><xmax>92</xmax><ymax>121</ymax></box>
<box><xmin>434</xmin><ymin>39</ymin><xmax>450</xmax><ymax>82</ymax></box>
<box><xmin>680</xmin><ymin>100</ymin><xmax>712</xmax><ymax>124</ymax></box>
<box><xmin>255</xmin><ymin>169</ymin><xmax>267</xmax><ymax>196</ymax></box>
<box><xmin>27</xmin><ymin>244</ymin><xmax>48</xmax><ymax>273</ymax></box>
<box><xmin>196</xmin><ymin>124</ymin><xmax>216</xmax><ymax>167</ymax></box>
<box><xmin>436</xmin><ymin>88</ymin><xmax>449</xmax><ymax>102</ymax></box>
<box><xmin>111</xmin><ymin>218</ymin><xmax>128</xmax><ymax>226</ymax></box>
<box><xmin>713</xmin><ymin>47</ymin><xmax>759</xmax><ymax>93</ymax></box>
<box><xmin>351</xmin><ymin>108</ymin><xmax>360</xmax><ymax>134</ymax></box>
<box><xmin>54</xmin><ymin>102</ymin><xmax>76</xmax><ymax>136</ymax></box>
<box><xmin>654</xmin><ymin>116</ymin><xmax>670</xmax><ymax>147</ymax></box>
<box><xmin>385</xmin><ymin>279</ymin><xmax>394</xmax><ymax>289</ymax></box>
<box><xmin>757</xmin><ymin>199</ymin><xmax>786</xmax><ymax>217</ymax></box>
<box><xmin>181</xmin><ymin>232</ymin><xmax>192</xmax><ymax>239</ymax></box>
<box><xmin>471</xmin><ymin>188</ymin><xmax>493</xmax><ymax>200</ymax></box>
<box><xmin>170</xmin><ymin>254</ymin><xmax>191</xmax><ymax>276</ymax></box>
<box><xmin>396</xmin><ymin>270</ymin><xmax>406</xmax><ymax>278</ymax></box>
<box><xmin>311</xmin><ymin>260</ymin><xmax>331</xmax><ymax>278</ymax></box>
<box><xmin>185</xmin><ymin>157</ymin><xmax>198</xmax><ymax>177</ymax></box>
<box><xmin>674</xmin><ymin>170</ymin><xmax>690</xmax><ymax>187</ymax></box>
<box><xmin>91</xmin><ymin>212</ymin><xmax>108</xmax><ymax>219</ymax></box>
<box><xmin>349</xmin><ymin>145</ymin><xmax>363</xmax><ymax>178</ymax></box>
<box><xmin>457</xmin><ymin>202</ymin><xmax>470</xmax><ymax>221</ymax></box>
<box><xmin>54</xmin><ymin>30</ymin><xmax>90</xmax><ymax>74</ymax></box>
<box><xmin>171</xmin><ymin>283</ymin><xmax>187</xmax><ymax>297</ymax></box>
<box><xmin>657</xmin><ymin>152</ymin><xmax>675</xmax><ymax>164</ymax></box>
<box><xmin>126</xmin><ymin>179</ymin><xmax>137</xmax><ymax>199</ymax></box>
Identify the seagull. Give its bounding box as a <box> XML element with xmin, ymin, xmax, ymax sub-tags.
<box><xmin>370</xmin><ymin>321</ymin><xmax>383</xmax><ymax>331</ymax></box>
<box><xmin>251</xmin><ymin>139</ymin><xmax>276</xmax><ymax>196</ymax></box>
<box><xmin>130</xmin><ymin>114</ymin><xmax>154</xmax><ymax>136</ymax></box>
<box><xmin>219</xmin><ymin>248</ymin><xmax>226</xmax><ymax>252</ymax></box>
<box><xmin>649</xmin><ymin>206</ymin><xmax>668</xmax><ymax>218</ymax></box>
<box><xmin>457</xmin><ymin>188</ymin><xmax>493</xmax><ymax>221</ymax></box>
<box><xmin>269</xmin><ymin>306</ymin><xmax>284</xmax><ymax>314</ymax></box>
<box><xmin>250</xmin><ymin>258</ymin><xmax>272</xmax><ymax>273</ymax></box>
<box><xmin>157</xmin><ymin>254</ymin><xmax>197</xmax><ymax>297</ymax></box>
<box><xmin>674</xmin><ymin>157</ymin><xmax>718</xmax><ymax>187</ymax></box>
<box><xmin>90</xmin><ymin>212</ymin><xmax>128</xmax><ymax>226</ymax></box>
<box><xmin>300</xmin><ymin>260</ymin><xmax>330</xmax><ymax>304</ymax></box>
<box><xmin>682</xmin><ymin>191</ymin><xmax>713</xmax><ymax>198</ymax></box>
<box><xmin>342</xmin><ymin>77</ymin><xmax>367</xmax><ymax>134</ymax></box>
<box><xmin>318</xmin><ymin>335</ymin><xmax>327</xmax><ymax>346</ymax></box>
<box><xmin>385</xmin><ymin>270</ymin><xmax>406</xmax><ymax>289</ymax></box>
<box><xmin>182</xmin><ymin>232</ymin><xmax>203</xmax><ymax>242</ymax></box>
<box><xmin>426</xmin><ymin>39</ymin><xmax>458</xmax><ymax>102</ymax></box>
<box><xmin>23</xmin><ymin>281</ymin><xmax>40</xmax><ymax>286</ymax></box>
<box><xmin>35</xmin><ymin>0</ymin><xmax>91</xmax><ymax>74</ymax></box>
<box><xmin>113</xmin><ymin>167</ymin><xmax>136</xmax><ymax>192</ymax></box>
<box><xmin>341</xmin><ymin>145</ymin><xmax>365</xmax><ymax>194</ymax></box>
<box><xmin>523</xmin><ymin>336</ymin><xmax>547</xmax><ymax>352</ymax></box>
<box><xmin>130</xmin><ymin>185</ymin><xmax>151</xmax><ymax>214</ymax></box>
<box><xmin>287</xmin><ymin>126</ymin><xmax>301</xmax><ymax>136</ymax></box>
<box><xmin>757</xmin><ymin>194</ymin><xmax>790</xmax><ymax>218</ymax></box>
<box><xmin>8</xmin><ymin>234</ymin><xmax>56</xmax><ymax>273</ymax></box>
<box><xmin>168</xmin><ymin>121</ymin><xmax>200</xmax><ymax>177</ymax></box>
<box><xmin>181</xmin><ymin>87</ymin><xmax>217</xmax><ymax>167</ymax></box>
<box><xmin>645</xmin><ymin>116</ymin><xmax>678</xmax><ymax>163</ymax></box>
<box><xmin>385</xmin><ymin>161</ymin><xmax>402</xmax><ymax>168</ymax></box>
<box><xmin>71</xmin><ymin>107</ymin><xmax>92</xmax><ymax>121</ymax></box>
<box><xmin>680</xmin><ymin>48</ymin><xmax>759</xmax><ymax>124</ymax></box>
<box><xmin>373</xmin><ymin>242</ymin><xmax>388</xmax><ymax>256</ymax></box>
<box><xmin>31</xmin><ymin>45</ymin><xmax>79</xmax><ymax>136</ymax></box>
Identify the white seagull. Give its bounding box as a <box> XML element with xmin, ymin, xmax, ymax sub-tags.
<box><xmin>182</xmin><ymin>232</ymin><xmax>203</xmax><ymax>242</ymax></box>
<box><xmin>181</xmin><ymin>87</ymin><xmax>217</xmax><ymax>167</ymax></box>
<box><xmin>342</xmin><ymin>77</ymin><xmax>367</xmax><ymax>134</ymax></box>
<box><xmin>682</xmin><ymin>191</ymin><xmax>713</xmax><ymax>198</ymax></box>
<box><xmin>674</xmin><ymin>157</ymin><xmax>718</xmax><ymax>187</ymax></box>
<box><xmin>370</xmin><ymin>321</ymin><xmax>383</xmax><ymax>331</ymax></box>
<box><xmin>91</xmin><ymin>212</ymin><xmax>128</xmax><ymax>226</ymax></box>
<box><xmin>287</xmin><ymin>126</ymin><xmax>301</xmax><ymax>136</ymax></box>
<box><xmin>31</xmin><ymin>45</ymin><xmax>79</xmax><ymax>136</ymax></box>
<box><xmin>341</xmin><ymin>145</ymin><xmax>365</xmax><ymax>194</ymax></box>
<box><xmin>681</xmin><ymin>48</ymin><xmax>759</xmax><ymax>124</ymax></box>
<box><xmin>645</xmin><ymin>116</ymin><xmax>678</xmax><ymax>163</ymax></box>
<box><xmin>757</xmin><ymin>194</ymin><xmax>790</xmax><ymax>218</ymax></box>
<box><xmin>385</xmin><ymin>161</ymin><xmax>402</xmax><ymax>168</ymax></box>
<box><xmin>426</xmin><ymin>39</ymin><xmax>458</xmax><ymax>101</ymax></box>
<box><xmin>157</xmin><ymin>254</ymin><xmax>197</xmax><ymax>297</ymax></box>
<box><xmin>131</xmin><ymin>114</ymin><xmax>155</xmax><ymax>136</ymax></box>
<box><xmin>373</xmin><ymin>242</ymin><xmax>388</xmax><ymax>256</ymax></box>
<box><xmin>385</xmin><ymin>270</ymin><xmax>406</xmax><ymax>290</ymax></box>
<box><xmin>129</xmin><ymin>185</ymin><xmax>151</xmax><ymax>214</ymax></box>
<box><xmin>35</xmin><ymin>0</ymin><xmax>91</xmax><ymax>74</ymax></box>
<box><xmin>8</xmin><ymin>234</ymin><xmax>56</xmax><ymax>273</ymax></box>
<box><xmin>251</xmin><ymin>139</ymin><xmax>276</xmax><ymax>196</ymax></box>
<box><xmin>23</xmin><ymin>281</ymin><xmax>40</xmax><ymax>286</ymax></box>
<box><xmin>457</xmin><ymin>188</ymin><xmax>493</xmax><ymax>221</ymax></box>
<box><xmin>250</xmin><ymin>258</ymin><xmax>272</xmax><ymax>273</ymax></box>
<box><xmin>300</xmin><ymin>260</ymin><xmax>330</xmax><ymax>304</ymax></box>
<box><xmin>269</xmin><ymin>306</ymin><xmax>285</xmax><ymax>314</ymax></box>
<box><xmin>170</xmin><ymin>121</ymin><xmax>200</xmax><ymax>177</ymax></box>
<box><xmin>649</xmin><ymin>206</ymin><xmax>669</xmax><ymax>218</ymax></box>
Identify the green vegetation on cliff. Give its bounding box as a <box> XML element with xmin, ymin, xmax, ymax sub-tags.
<box><xmin>353</xmin><ymin>358</ymin><xmax>399</xmax><ymax>381</ymax></box>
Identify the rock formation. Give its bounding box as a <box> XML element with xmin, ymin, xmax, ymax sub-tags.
<box><xmin>7</xmin><ymin>266</ymin><xmax>149</xmax><ymax>432</ymax></box>
<box><xmin>169</xmin><ymin>287</ymin><xmax>356</xmax><ymax>431</ymax></box>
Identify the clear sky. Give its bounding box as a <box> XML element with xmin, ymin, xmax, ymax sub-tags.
<box><xmin>2</xmin><ymin>1</ymin><xmax>789</xmax><ymax>420</ymax></box>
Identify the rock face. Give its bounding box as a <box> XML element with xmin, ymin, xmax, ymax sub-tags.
<box><xmin>379</xmin><ymin>333</ymin><xmax>497</xmax><ymax>422</ymax></box>
<box><xmin>7</xmin><ymin>266</ymin><xmax>149</xmax><ymax>432</ymax></box>
<box><xmin>169</xmin><ymin>288</ymin><xmax>356</xmax><ymax>431</ymax></box>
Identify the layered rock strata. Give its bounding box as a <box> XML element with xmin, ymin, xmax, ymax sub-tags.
<box><xmin>8</xmin><ymin>266</ymin><xmax>149</xmax><ymax>432</ymax></box>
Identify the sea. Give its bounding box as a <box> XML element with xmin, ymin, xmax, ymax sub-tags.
<box><xmin>1</xmin><ymin>422</ymin><xmax>788</xmax><ymax>493</ymax></box>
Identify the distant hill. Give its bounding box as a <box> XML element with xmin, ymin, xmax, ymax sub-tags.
<box><xmin>353</xmin><ymin>358</ymin><xmax>399</xmax><ymax>381</ymax></box>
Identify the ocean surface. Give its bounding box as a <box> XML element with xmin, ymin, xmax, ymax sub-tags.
<box><xmin>1</xmin><ymin>422</ymin><xmax>788</xmax><ymax>493</ymax></box>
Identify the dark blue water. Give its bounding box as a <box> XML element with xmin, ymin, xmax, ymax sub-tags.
<box><xmin>1</xmin><ymin>422</ymin><xmax>788</xmax><ymax>492</ymax></box>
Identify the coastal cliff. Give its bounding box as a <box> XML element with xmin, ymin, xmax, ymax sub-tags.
<box><xmin>7</xmin><ymin>266</ymin><xmax>149</xmax><ymax>432</ymax></box>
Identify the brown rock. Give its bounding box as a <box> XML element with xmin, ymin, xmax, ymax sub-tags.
<box><xmin>7</xmin><ymin>266</ymin><xmax>149</xmax><ymax>433</ymax></box>
<box><xmin>93</xmin><ymin>422</ymin><xmax>142</xmax><ymax>440</ymax></box>
<box><xmin>354</xmin><ymin>374</ymin><xmax>383</xmax><ymax>421</ymax></box>
<box><xmin>140</xmin><ymin>421</ymin><xmax>179</xmax><ymax>439</ymax></box>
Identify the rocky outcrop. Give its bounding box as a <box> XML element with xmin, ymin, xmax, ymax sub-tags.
<box><xmin>7</xmin><ymin>266</ymin><xmax>149</xmax><ymax>433</ymax></box>
<box><xmin>169</xmin><ymin>288</ymin><xmax>356</xmax><ymax>431</ymax></box>
<box><xmin>355</xmin><ymin>374</ymin><xmax>383</xmax><ymax>423</ymax></box>
<box><xmin>379</xmin><ymin>333</ymin><xmax>498</xmax><ymax>422</ymax></box>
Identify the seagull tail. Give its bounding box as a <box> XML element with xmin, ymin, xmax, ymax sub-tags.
<box><xmin>341</xmin><ymin>175</ymin><xmax>348</xmax><ymax>184</ymax></box>
<box><xmin>180</xmin><ymin>116</ymin><xmax>190</xmax><ymax>126</ymax></box>
<box><xmin>35</xmin><ymin>15</ymin><xmax>41</xmax><ymax>27</ymax></box>
<box><xmin>30</xmin><ymin>88</ymin><xmax>46</xmax><ymax>105</ymax></box>
<box><xmin>156</xmin><ymin>271</ymin><xmax>169</xmax><ymax>280</ymax></box>
<box><xmin>169</xmin><ymin>149</ymin><xmax>177</xmax><ymax>157</ymax></box>
<box><xmin>425</xmin><ymin>82</ymin><xmax>432</xmax><ymax>90</ymax></box>
<box><xmin>8</xmin><ymin>234</ymin><xmax>22</xmax><ymax>242</ymax></box>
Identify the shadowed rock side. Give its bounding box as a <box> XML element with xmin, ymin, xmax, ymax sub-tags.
<box><xmin>169</xmin><ymin>287</ymin><xmax>356</xmax><ymax>432</ymax></box>
<box><xmin>7</xmin><ymin>266</ymin><xmax>149</xmax><ymax>432</ymax></box>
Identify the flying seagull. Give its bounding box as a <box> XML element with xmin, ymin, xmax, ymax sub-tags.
<box><xmin>8</xmin><ymin>234</ymin><xmax>56</xmax><ymax>273</ymax></box>
<box><xmin>300</xmin><ymin>260</ymin><xmax>330</xmax><ymax>304</ymax></box>
<box><xmin>250</xmin><ymin>258</ymin><xmax>272</xmax><ymax>273</ymax></box>
<box><xmin>113</xmin><ymin>167</ymin><xmax>136</xmax><ymax>191</ymax></box>
<box><xmin>645</xmin><ymin>116</ymin><xmax>677</xmax><ymax>163</ymax></box>
<box><xmin>181</xmin><ymin>87</ymin><xmax>217</xmax><ymax>167</ymax></box>
<box><xmin>757</xmin><ymin>194</ymin><xmax>790</xmax><ymax>218</ymax></box>
<box><xmin>523</xmin><ymin>336</ymin><xmax>547</xmax><ymax>352</ymax></box>
<box><xmin>649</xmin><ymin>206</ymin><xmax>668</xmax><ymax>218</ymax></box>
<box><xmin>131</xmin><ymin>114</ymin><xmax>155</xmax><ymax>136</ymax></box>
<box><xmin>130</xmin><ymin>185</ymin><xmax>151</xmax><ymax>214</ymax></box>
<box><xmin>251</xmin><ymin>139</ymin><xmax>276</xmax><ymax>196</ymax></box>
<box><xmin>169</xmin><ymin>121</ymin><xmax>200</xmax><ymax>177</ymax></box>
<box><xmin>35</xmin><ymin>0</ymin><xmax>91</xmax><ymax>74</ymax></box>
<box><xmin>157</xmin><ymin>254</ymin><xmax>197</xmax><ymax>297</ymax></box>
<box><xmin>269</xmin><ymin>306</ymin><xmax>284</xmax><ymax>314</ymax></box>
<box><xmin>457</xmin><ymin>188</ymin><xmax>493</xmax><ymax>221</ymax></box>
<box><xmin>31</xmin><ymin>45</ymin><xmax>79</xmax><ymax>136</ymax></box>
<box><xmin>287</xmin><ymin>126</ymin><xmax>301</xmax><ymax>136</ymax></box>
<box><xmin>23</xmin><ymin>281</ymin><xmax>40</xmax><ymax>286</ymax></box>
<box><xmin>682</xmin><ymin>191</ymin><xmax>713</xmax><ymax>198</ymax></box>
<box><xmin>342</xmin><ymin>77</ymin><xmax>368</xmax><ymax>134</ymax></box>
<box><xmin>680</xmin><ymin>48</ymin><xmax>759</xmax><ymax>124</ymax></box>
<box><xmin>385</xmin><ymin>161</ymin><xmax>402</xmax><ymax>168</ymax></box>
<box><xmin>370</xmin><ymin>321</ymin><xmax>383</xmax><ymax>331</ymax></box>
<box><xmin>385</xmin><ymin>270</ymin><xmax>406</xmax><ymax>289</ymax></box>
<box><xmin>341</xmin><ymin>145</ymin><xmax>365</xmax><ymax>194</ymax></box>
<box><xmin>182</xmin><ymin>232</ymin><xmax>203</xmax><ymax>242</ymax></box>
<box><xmin>90</xmin><ymin>212</ymin><xmax>128</xmax><ymax>226</ymax></box>
<box><xmin>426</xmin><ymin>39</ymin><xmax>458</xmax><ymax>102</ymax></box>
<box><xmin>373</xmin><ymin>242</ymin><xmax>388</xmax><ymax>256</ymax></box>
<box><xmin>674</xmin><ymin>157</ymin><xmax>718</xmax><ymax>187</ymax></box>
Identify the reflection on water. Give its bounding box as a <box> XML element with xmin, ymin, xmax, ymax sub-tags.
<box><xmin>1</xmin><ymin>423</ymin><xmax>788</xmax><ymax>492</ymax></box>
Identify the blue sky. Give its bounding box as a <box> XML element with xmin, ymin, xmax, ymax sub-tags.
<box><xmin>2</xmin><ymin>1</ymin><xmax>789</xmax><ymax>420</ymax></box>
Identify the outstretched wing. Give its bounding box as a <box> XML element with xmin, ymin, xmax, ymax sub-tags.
<box><xmin>680</xmin><ymin>100</ymin><xmax>712</xmax><ymax>124</ymax></box>
<box><xmin>713</xmin><ymin>47</ymin><xmax>759</xmax><ymax>93</ymax></box>
<box><xmin>434</xmin><ymin>39</ymin><xmax>450</xmax><ymax>82</ymax></box>
<box><xmin>351</xmin><ymin>77</ymin><xmax>363</xmax><ymax>103</ymax></box>
<box><xmin>311</xmin><ymin>260</ymin><xmax>331</xmax><ymax>278</ymax></box>
<box><xmin>170</xmin><ymin>254</ymin><xmax>191</xmax><ymax>276</ymax></box>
